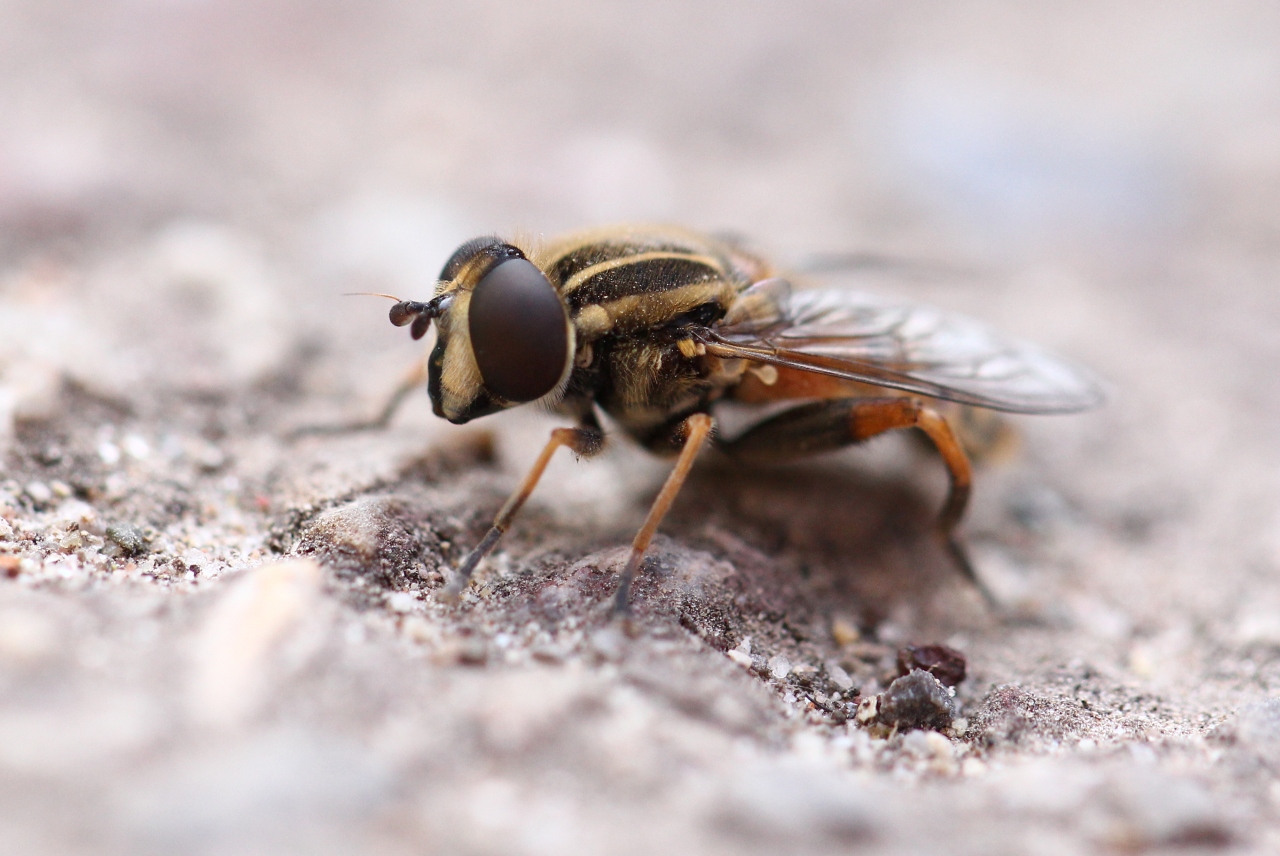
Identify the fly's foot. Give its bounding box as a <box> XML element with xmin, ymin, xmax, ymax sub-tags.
<box><xmin>435</xmin><ymin>583</ymin><xmax>464</xmax><ymax>605</ymax></box>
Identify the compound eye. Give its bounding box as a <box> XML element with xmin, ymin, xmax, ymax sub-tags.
<box><xmin>468</xmin><ymin>258</ymin><xmax>570</xmax><ymax>402</ymax></box>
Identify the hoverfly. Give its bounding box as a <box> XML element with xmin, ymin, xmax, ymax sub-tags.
<box><xmin>368</xmin><ymin>225</ymin><xmax>1103</xmax><ymax>615</ymax></box>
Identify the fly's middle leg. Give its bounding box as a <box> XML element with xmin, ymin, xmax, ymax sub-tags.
<box><xmin>720</xmin><ymin>397</ymin><xmax>992</xmax><ymax>604</ymax></box>
<box><xmin>613</xmin><ymin>413</ymin><xmax>715</xmax><ymax>619</ymax></box>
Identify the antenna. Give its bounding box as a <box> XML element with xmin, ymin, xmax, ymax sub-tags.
<box><xmin>384</xmin><ymin>294</ymin><xmax>451</xmax><ymax>340</ymax></box>
<box><xmin>342</xmin><ymin>291</ymin><xmax>404</xmax><ymax>301</ymax></box>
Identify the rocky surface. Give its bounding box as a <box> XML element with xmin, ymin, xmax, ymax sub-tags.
<box><xmin>4</xmin><ymin>2</ymin><xmax>1280</xmax><ymax>854</ymax></box>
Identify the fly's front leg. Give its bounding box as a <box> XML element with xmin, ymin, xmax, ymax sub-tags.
<box><xmin>442</xmin><ymin>420</ymin><xmax>605</xmax><ymax>601</ymax></box>
<box><xmin>613</xmin><ymin>413</ymin><xmax>715</xmax><ymax>617</ymax></box>
<box><xmin>722</xmin><ymin>398</ymin><xmax>991</xmax><ymax>604</ymax></box>
<box><xmin>289</xmin><ymin>356</ymin><xmax>428</xmax><ymax>439</ymax></box>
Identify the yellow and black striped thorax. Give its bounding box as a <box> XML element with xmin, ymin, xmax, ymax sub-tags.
<box><xmin>535</xmin><ymin>225</ymin><xmax>758</xmax><ymax>338</ymax></box>
<box><xmin>534</xmin><ymin>226</ymin><xmax>767</xmax><ymax>443</ymax></box>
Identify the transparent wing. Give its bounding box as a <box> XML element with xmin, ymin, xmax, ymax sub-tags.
<box><xmin>703</xmin><ymin>282</ymin><xmax>1106</xmax><ymax>414</ymax></box>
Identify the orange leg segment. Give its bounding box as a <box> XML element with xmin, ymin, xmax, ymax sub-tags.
<box><xmin>442</xmin><ymin>424</ymin><xmax>604</xmax><ymax>601</ymax></box>
<box><xmin>613</xmin><ymin>413</ymin><xmax>715</xmax><ymax>616</ymax></box>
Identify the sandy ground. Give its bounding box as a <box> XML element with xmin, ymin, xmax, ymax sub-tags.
<box><xmin>3</xmin><ymin>2</ymin><xmax>1280</xmax><ymax>854</ymax></box>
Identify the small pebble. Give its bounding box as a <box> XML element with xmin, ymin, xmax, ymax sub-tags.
<box><xmin>0</xmin><ymin>519</ymin><xmax>13</xmax><ymax>541</ymax></box>
<box><xmin>768</xmin><ymin>654</ymin><xmax>792</xmax><ymax>681</ymax></box>
<box><xmin>58</xmin><ymin>530</ymin><xmax>86</xmax><ymax>552</ymax></box>
<box><xmin>49</xmin><ymin>480</ymin><xmax>73</xmax><ymax>498</ymax></box>
<box><xmin>97</xmin><ymin>441</ymin><xmax>122</xmax><ymax>466</ymax></box>
<box><xmin>122</xmin><ymin>434</ymin><xmax>151</xmax><ymax>460</ymax></box>
<box><xmin>400</xmin><ymin>616</ymin><xmax>434</xmax><ymax>644</ymax></box>
<box><xmin>881</xmin><ymin>670</ymin><xmax>955</xmax><ymax>728</ymax></box>
<box><xmin>897</xmin><ymin>643</ymin><xmax>967</xmax><ymax>687</ymax></box>
<box><xmin>902</xmin><ymin>729</ymin><xmax>957</xmax><ymax>773</ymax></box>
<box><xmin>831</xmin><ymin>616</ymin><xmax>860</xmax><ymax>646</ymax></box>
<box><xmin>923</xmin><ymin>730</ymin><xmax>954</xmax><ymax>758</ymax></box>
<box><xmin>867</xmin><ymin>669</ymin><xmax>956</xmax><ymax>732</ymax></box>
<box><xmin>826</xmin><ymin>662</ymin><xmax>854</xmax><ymax>691</ymax></box>
<box><xmin>24</xmin><ymin>481</ymin><xmax>53</xmax><ymax>505</ymax></box>
<box><xmin>387</xmin><ymin>591</ymin><xmax>418</xmax><ymax>613</ymax></box>
<box><xmin>105</xmin><ymin>524</ymin><xmax>148</xmax><ymax>557</ymax></box>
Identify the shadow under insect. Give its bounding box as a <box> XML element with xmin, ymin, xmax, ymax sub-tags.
<box><xmin>661</xmin><ymin>444</ymin><xmax>973</xmax><ymax>629</ymax></box>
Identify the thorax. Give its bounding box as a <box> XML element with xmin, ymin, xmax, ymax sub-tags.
<box><xmin>536</xmin><ymin>226</ymin><xmax>763</xmax><ymax>442</ymax></box>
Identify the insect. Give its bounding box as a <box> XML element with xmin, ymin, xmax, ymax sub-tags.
<box><xmin>368</xmin><ymin>225</ymin><xmax>1103</xmax><ymax>615</ymax></box>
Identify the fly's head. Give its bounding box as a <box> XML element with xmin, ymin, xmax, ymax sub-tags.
<box><xmin>390</xmin><ymin>237</ymin><xmax>574</xmax><ymax>424</ymax></box>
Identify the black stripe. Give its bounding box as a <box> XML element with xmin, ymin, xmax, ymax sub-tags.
<box><xmin>549</xmin><ymin>239</ymin><xmax>707</xmax><ymax>287</ymax></box>
<box><xmin>565</xmin><ymin>257</ymin><xmax>723</xmax><ymax>311</ymax></box>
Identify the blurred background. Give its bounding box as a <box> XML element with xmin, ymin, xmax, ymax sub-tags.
<box><xmin>3</xmin><ymin>0</ymin><xmax>1279</xmax><ymax>406</ymax></box>
<box><xmin>8</xmin><ymin>0</ymin><xmax>1280</xmax><ymax>257</ymax></box>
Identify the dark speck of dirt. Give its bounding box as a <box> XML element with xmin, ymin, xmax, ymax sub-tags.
<box><xmin>863</xmin><ymin>669</ymin><xmax>956</xmax><ymax>732</ymax></box>
<box><xmin>897</xmin><ymin>644</ymin><xmax>966</xmax><ymax>688</ymax></box>
<box><xmin>105</xmin><ymin>523</ymin><xmax>148</xmax><ymax>557</ymax></box>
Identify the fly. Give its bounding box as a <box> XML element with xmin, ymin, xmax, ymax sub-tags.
<box><xmin>351</xmin><ymin>225</ymin><xmax>1104</xmax><ymax>617</ymax></box>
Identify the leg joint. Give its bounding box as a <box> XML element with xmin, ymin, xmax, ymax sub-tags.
<box><xmin>551</xmin><ymin>426</ymin><xmax>605</xmax><ymax>458</ymax></box>
<box><xmin>848</xmin><ymin>396</ymin><xmax>921</xmax><ymax>441</ymax></box>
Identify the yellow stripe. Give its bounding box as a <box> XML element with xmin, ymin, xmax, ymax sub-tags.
<box><xmin>561</xmin><ymin>251</ymin><xmax>725</xmax><ymax>295</ymax></box>
<box><xmin>595</xmin><ymin>281</ymin><xmax>736</xmax><ymax>331</ymax></box>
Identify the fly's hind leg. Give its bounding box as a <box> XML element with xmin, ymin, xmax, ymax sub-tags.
<box><xmin>288</xmin><ymin>357</ymin><xmax>428</xmax><ymax>439</ymax></box>
<box><xmin>442</xmin><ymin>417</ymin><xmax>606</xmax><ymax>602</ymax></box>
<box><xmin>721</xmin><ymin>397</ymin><xmax>993</xmax><ymax>604</ymax></box>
